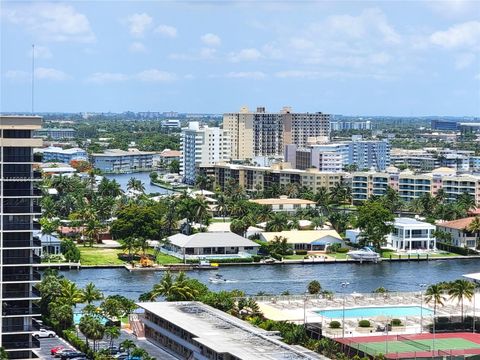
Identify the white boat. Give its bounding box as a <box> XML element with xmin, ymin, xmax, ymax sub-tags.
<box><xmin>209</xmin><ymin>274</ymin><xmax>227</xmax><ymax>284</ymax></box>
<box><xmin>347</xmin><ymin>247</ymin><xmax>381</xmax><ymax>263</ymax></box>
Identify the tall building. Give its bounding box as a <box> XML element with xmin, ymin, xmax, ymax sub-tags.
<box><xmin>223</xmin><ymin>106</ymin><xmax>330</xmax><ymax>160</ymax></box>
<box><xmin>431</xmin><ymin>120</ymin><xmax>459</xmax><ymax>131</ymax></box>
<box><xmin>330</xmin><ymin>120</ymin><xmax>372</xmax><ymax>131</ymax></box>
<box><xmin>349</xmin><ymin>139</ymin><xmax>390</xmax><ymax>170</ymax></box>
<box><xmin>180</xmin><ymin>122</ymin><xmax>230</xmax><ymax>184</ymax></box>
<box><xmin>1</xmin><ymin>115</ymin><xmax>43</xmax><ymax>358</ymax></box>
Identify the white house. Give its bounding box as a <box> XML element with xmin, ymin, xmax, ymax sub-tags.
<box><xmin>33</xmin><ymin>231</ymin><xmax>62</xmax><ymax>257</ymax></box>
<box><xmin>162</xmin><ymin>232</ymin><xmax>259</xmax><ymax>260</ymax></box>
<box><xmin>436</xmin><ymin>217</ymin><xmax>478</xmax><ymax>249</ymax></box>
<box><xmin>388</xmin><ymin>217</ymin><xmax>436</xmax><ymax>251</ymax></box>
<box><xmin>260</xmin><ymin>230</ymin><xmax>343</xmax><ymax>251</ymax></box>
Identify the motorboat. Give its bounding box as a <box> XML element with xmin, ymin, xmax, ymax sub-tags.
<box><xmin>347</xmin><ymin>247</ymin><xmax>381</xmax><ymax>263</ymax></box>
<box><xmin>209</xmin><ymin>274</ymin><xmax>227</xmax><ymax>284</ymax></box>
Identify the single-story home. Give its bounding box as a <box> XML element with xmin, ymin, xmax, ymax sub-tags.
<box><xmin>436</xmin><ymin>217</ymin><xmax>478</xmax><ymax>249</ymax></box>
<box><xmin>259</xmin><ymin>230</ymin><xmax>343</xmax><ymax>251</ymax></box>
<box><xmin>33</xmin><ymin>230</ymin><xmax>62</xmax><ymax>257</ymax></box>
<box><xmin>249</xmin><ymin>196</ymin><xmax>315</xmax><ymax>214</ymax></box>
<box><xmin>162</xmin><ymin>232</ymin><xmax>259</xmax><ymax>259</ymax></box>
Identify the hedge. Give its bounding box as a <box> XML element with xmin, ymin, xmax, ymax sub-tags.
<box><xmin>295</xmin><ymin>250</ymin><xmax>308</xmax><ymax>255</ymax></box>
<box><xmin>358</xmin><ymin>320</ymin><xmax>371</xmax><ymax>328</ymax></box>
<box><xmin>390</xmin><ymin>319</ymin><xmax>402</xmax><ymax>326</ymax></box>
<box><xmin>329</xmin><ymin>320</ymin><xmax>341</xmax><ymax>329</ymax></box>
<box><xmin>437</xmin><ymin>242</ymin><xmax>477</xmax><ymax>256</ymax></box>
<box><xmin>63</xmin><ymin>329</ymin><xmax>94</xmax><ymax>358</ymax></box>
<box><xmin>336</xmin><ymin>247</ymin><xmax>350</xmax><ymax>253</ymax></box>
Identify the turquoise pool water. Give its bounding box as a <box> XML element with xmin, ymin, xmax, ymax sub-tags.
<box><xmin>73</xmin><ymin>313</ymin><xmax>109</xmax><ymax>325</ymax></box>
<box><xmin>317</xmin><ymin>306</ymin><xmax>433</xmax><ymax>318</ymax></box>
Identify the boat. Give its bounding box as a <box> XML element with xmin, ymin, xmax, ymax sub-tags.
<box><xmin>347</xmin><ymin>247</ymin><xmax>381</xmax><ymax>263</ymax></box>
<box><xmin>198</xmin><ymin>260</ymin><xmax>219</xmax><ymax>269</ymax></box>
<box><xmin>209</xmin><ymin>274</ymin><xmax>227</xmax><ymax>284</ymax></box>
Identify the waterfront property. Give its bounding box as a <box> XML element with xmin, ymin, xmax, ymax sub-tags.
<box><xmin>41</xmin><ymin>146</ymin><xmax>87</xmax><ymax>163</ymax></box>
<box><xmin>260</xmin><ymin>230</ymin><xmax>343</xmax><ymax>252</ymax></box>
<box><xmin>32</xmin><ymin>230</ymin><xmax>62</xmax><ymax>257</ymax></box>
<box><xmin>387</xmin><ymin>218</ymin><xmax>436</xmax><ymax>252</ymax></box>
<box><xmin>35</xmin><ymin>127</ymin><xmax>76</xmax><ymax>139</ymax></box>
<box><xmin>1</xmin><ymin>115</ymin><xmax>43</xmax><ymax>358</ymax></box>
<box><xmin>91</xmin><ymin>148</ymin><xmax>156</xmax><ymax>173</ymax></box>
<box><xmin>162</xmin><ymin>232</ymin><xmax>259</xmax><ymax>259</ymax></box>
<box><xmin>39</xmin><ymin>162</ymin><xmax>77</xmax><ymax>175</ymax></box>
<box><xmin>250</xmin><ymin>196</ymin><xmax>315</xmax><ymax>214</ymax></box>
<box><xmin>156</xmin><ymin>149</ymin><xmax>181</xmax><ymax>167</ymax></box>
<box><xmin>137</xmin><ymin>301</ymin><xmax>323</xmax><ymax>359</ymax></box>
<box><xmin>436</xmin><ymin>217</ymin><xmax>478</xmax><ymax>249</ymax></box>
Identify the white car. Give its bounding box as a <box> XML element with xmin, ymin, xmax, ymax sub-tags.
<box><xmin>33</xmin><ymin>328</ymin><xmax>56</xmax><ymax>338</ymax></box>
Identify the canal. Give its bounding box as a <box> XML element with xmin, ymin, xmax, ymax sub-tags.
<box><xmin>105</xmin><ymin>172</ymin><xmax>175</xmax><ymax>195</ymax></box>
<box><xmin>62</xmin><ymin>259</ymin><xmax>480</xmax><ymax>300</ymax></box>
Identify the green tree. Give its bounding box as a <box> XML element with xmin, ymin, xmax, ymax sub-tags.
<box><xmin>356</xmin><ymin>200</ymin><xmax>394</xmax><ymax>250</ymax></box>
<box><xmin>168</xmin><ymin>159</ymin><xmax>180</xmax><ymax>174</ymax></box>
<box><xmin>82</xmin><ymin>282</ymin><xmax>104</xmax><ymax>305</ymax></box>
<box><xmin>448</xmin><ymin>279</ymin><xmax>475</xmax><ymax>320</ymax></box>
<box><xmin>307</xmin><ymin>280</ymin><xmax>322</xmax><ymax>294</ymax></box>
<box><xmin>59</xmin><ymin>278</ymin><xmax>83</xmax><ymax>307</ymax></box>
<box><xmin>265</xmin><ymin>213</ymin><xmax>290</xmax><ymax>232</ymax></box>
<box><xmin>127</xmin><ymin>177</ymin><xmax>145</xmax><ymax>193</ymax></box>
<box><xmin>120</xmin><ymin>340</ymin><xmax>136</xmax><ymax>358</ymax></box>
<box><xmin>79</xmin><ymin>315</ymin><xmax>105</xmax><ymax>351</ymax></box>
<box><xmin>425</xmin><ymin>284</ymin><xmax>445</xmax><ymax>315</ymax></box>
<box><xmin>105</xmin><ymin>326</ymin><xmax>121</xmax><ymax>348</ymax></box>
<box><xmin>466</xmin><ymin>217</ymin><xmax>480</xmax><ymax>249</ymax></box>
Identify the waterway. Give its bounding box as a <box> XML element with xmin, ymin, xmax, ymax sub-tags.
<box><xmin>105</xmin><ymin>172</ymin><xmax>174</xmax><ymax>195</ymax></box>
<box><xmin>62</xmin><ymin>259</ymin><xmax>480</xmax><ymax>300</ymax></box>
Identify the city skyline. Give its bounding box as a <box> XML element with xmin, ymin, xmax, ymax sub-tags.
<box><xmin>1</xmin><ymin>0</ymin><xmax>479</xmax><ymax>116</ymax></box>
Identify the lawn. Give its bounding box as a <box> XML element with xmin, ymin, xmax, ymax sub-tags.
<box><xmin>79</xmin><ymin>247</ymin><xmax>181</xmax><ymax>265</ymax></box>
<box><xmin>328</xmin><ymin>252</ymin><xmax>349</xmax><ymax>259</ymax></box>
<box><xmin>381</xmin><ymin>250</ymin><xmax>459</xmax><ymax>259</ymax></box>
<box><xmin>284</xmin><ymin>254</ymin><xmax>307</xmax><ymax>260</ymax></box>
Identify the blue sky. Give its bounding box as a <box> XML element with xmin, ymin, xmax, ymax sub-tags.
<box><xmin>1</xmin><ymin>0</ymin><xmax>479</xmax><ymax>116</ymax></box>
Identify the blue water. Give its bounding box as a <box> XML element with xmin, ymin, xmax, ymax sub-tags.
<box><xmin>105</xmin><ymin>172</ymin><xmax>174</xmax><ymax>195</ymax></box>
<box><xmin>317</xmin><ymin>306</ymin><xmax>433</xmax><ymax>319</ymax></box>
<box><xmin>73</xmin><ymin>313</ymin><xmax>109</xmax><ymax>325</ymax></box>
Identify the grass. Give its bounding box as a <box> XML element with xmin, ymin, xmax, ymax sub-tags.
<box><xmin>79</xmin><ymin>246</ymin><xmax>181</xmax><ymax>265</ymax></box>
<box><xmin>284</xmin><ymin>254</ymin><xmax>307</xmax><ymax>260</ymax></box>
<box><xmin>381</xmin><ymin>250</ymin><xmax>459</xmax><ymax>259</ymax></box>
<box><xmin>328</xmin><ymin>252</ymin><xmax>349</xmax><ymax>259</ymax></box>
<box><xmin>79</xmin><ymin>247</ymin><xmax>125</xmax><ymax>265</ymax></box>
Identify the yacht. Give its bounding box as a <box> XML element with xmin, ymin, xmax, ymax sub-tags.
<box><xmin>347</xmin><ymin>247</ymin><xmax>381</xmax><ymax>263</ymax></box>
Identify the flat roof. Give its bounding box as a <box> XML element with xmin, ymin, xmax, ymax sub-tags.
<box><xmin>138</xmin><ymin>301</ymin><xmax>323</xmax><ymax>359</ymax></box>
<box><xmin>167</xmin><ymin>232</ymin><xmax>259</xmax><ymax>248</ymax></box>
<box><xmin>91</xmin><ymin>148</ymin><xmax>156</xmax><ymax>156</ymax></box>
<box><xmin>394</xmin><ymin>217</ymin><xmax>435</xmax><ymax>229</ymax></box>
<box><xmin>250</xmin><ymin>198</ymin><xmax>315</xmax><ymax>206</ymax></box>
<box><xmin>261</xmin><ymin>230</ymin><xmax>342</xmax><ymax>244</ymax></box>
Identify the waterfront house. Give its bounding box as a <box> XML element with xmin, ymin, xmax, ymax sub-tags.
<box><xmin>162</xmin><ymin>232</ymin><xmax>259</xmax><ymax>260</ymax></box>
<box><xmin>259</xmin><ymin>230</ymin><xmax>343</xmax><ymax>251</ymax></box>
<box><xmin>249</xmin><ymin>196</ymin><xmax>315</xmax><ymax>214</ymax></box>
<box><xmin>436</xmin><ymin>217</ymin><xmax>478</xmax><ymax>249</ymax></box>
<box><xmin>387</xmin><ymin>217</ymin><xmax>436</xmax><ymax>251</ymax></box>
<box><xmin>33</xmin><ymin>231</ymin><xmax>62</xmax><ymax>258</ymax></box>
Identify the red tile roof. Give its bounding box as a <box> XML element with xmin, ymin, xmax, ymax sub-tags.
<box><xmin>437</xmin><ymin>217</ymin><xmax>477</xmax><ymax>230</ymax></box>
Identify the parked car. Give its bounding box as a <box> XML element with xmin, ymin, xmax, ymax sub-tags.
<box><xmin>107</xmin><ymin>346</ymin><xmax>122</xmax><ymax>355</ymax></box>
<box><xmin>32</xmin><ymin>328</ymin><xmax>56</xmax><ymax>338</ymax></box>
<box><xmin>50</xmin><ymin>346</ymin><xmax>64</xmax><ymax>355</ymax></box>
<box><xmin>60</xmin><ymin>352</ymin><xmax>86</xmax><ymax>360</ymax></box>
<box><xmin>55</xmin><ymin>349</ymin><xmax>76</xmax><ymax>358</ymax></box>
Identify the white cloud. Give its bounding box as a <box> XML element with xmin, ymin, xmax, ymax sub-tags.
<box><xmin>229</xmin><ymin>48</ymin><xmax>262</xmax><ymax>62</ymax></box>
<box><xmin>199</xmin><ymin>48</ymin><xmax>217</xmax><ymax>59</ymax></box>
<box><xmin>225</xmin><ymin>71</ymin><xmax>266</xmax><ymax>79</ymax></box>
<box><xmin>275</xmin><ymin>70</ymin><xmax>320</xmax><ymax>79</ymax></box>
<box><xmin>201</xmin><ymin>33</ymin><xmax>221</xmax><ymax>47</ymax></box>
<box><xmin>135</xmin><ymin>69</ymin><xmax>176</xmax><ymax>82</ymax></box>
<box><xmin>86</xmin><ymin>72</ymin><xmax>129</xmax><ymax>84</ymax></box>
<box><xmin>155</xmin><ymin>25</ymin><xmax>177</xmax><ymax>38</ymax></box>
<box><xmin>289</xmin><ymin>38</ymin><xmax>315</xmax><ymax>50</ymax></box>
<box><xmin>29</xmin><ymin>46</ymin><xmax>52</xmax><ymax>59</ymax></box>
<box><xmin>430</xmin><ymin>21</ymin><xmax>480</xmax><ymax>49</ymax></box>
<box><xmin>5</xmin><ymin>70</ymin><xmax>29</xmax><ymax>81</ymax></box>
<box><xmin>129</xmin><ymin>42</ymin><xmax>147</xmax><ymax>53</ymax></box>
<box><xmin>455</xmin><ymin>53</ymin><xmax>476</xmax><ymax>69</ymax></box>
<box><xmin>35</xmin><ymin>67</ymin><xmax>70</xmax><ymax>81</ymax></box>
<box><xmin>126</xmin><ymin>13</ymin><xmax>152</xmax><ymax>37</ymax></box>
<box><xmin>2</xmin><ymin>3</ymin><xmax>95</xmax><ymax>42</ymax></box>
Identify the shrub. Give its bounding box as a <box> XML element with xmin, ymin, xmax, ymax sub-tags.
<box><xmin>390</xmin><ymin>319</ymin><xmax>402</xmax><ymax>326</ymax></box>
<box><xmin>336</xmin><ymin>247</ymin><xmax>349</xmax><ymax>253</ymax></box>
<box><xmin>358</xmin><ymin>320</ymin><xmax>371</xmax><ymax>328</ymax></box>
<box><xmin>329</xmin><ymin>320</ymin><xmax>341</xmax><ymax>329</ymax></box>
<box><xmin>252</xmin><ymin>255</ymin><xmax>262</xmax><ymax>262</ymax></box>
<box><xmin>62</xmin><ymin>330</ymin><xmax>94</xmax><ymax>358</ymax></box>
<box><xmin>295</xmin><ymin>250</ymin><xmax>308</xmax><ymax>255</ymax></box>
<box><xmin>307</xmin><ymin>280</ymin><xmax>321</xmax><ymax>294</ymax></box>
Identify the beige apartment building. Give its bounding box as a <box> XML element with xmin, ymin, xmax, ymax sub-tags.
<box><xmin>223</xmin><ymin>106</ymin><xmax>330</xmax><ymax>160</ymax></box>
<box><xmin>200</xmin><ymin>162</ymin><xmax>345</xmax><ymax>193</ymax></box>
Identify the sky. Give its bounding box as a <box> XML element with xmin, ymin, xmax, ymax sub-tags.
<box><xmin>1</xmin><ymin>0</ymin><xmax>480</xmax><ymax>116</ymax></box>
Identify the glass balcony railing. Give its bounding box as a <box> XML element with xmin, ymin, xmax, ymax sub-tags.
<box><xmin>3</xmin><ymin>189</ymin><xmax>42</xmax><ymax>197</ymax></box>
<box><xmin>2</xmin><ymin>322</ymin><xmax>40</xmax><ymax>333</ymax></box>
<box><xmin>3</xmin><ymin>222</ymin><xmax>41</xmax><ymax>231</ymax></box>
<box><xmin>3</xmin><ymin>205</ymin><xmax>42</xmax><ymax>214</ymax></box>
<box><xmin>3</xmin><ymin>271</ymin><xmax>41</xmax><ymax>282</ymax></box>
<box><xmin>3</xmin><ymin>337</ymin><xmax>40</xmax><ymax>350</ymax></box>
<box><xmin>3</xmin><ymin>304</ymin><xmax>41</xmax><ymax>316</ymax></box>
<box><xmin>2</xmin><ymin>287</ymin><xmax>40</xmax><ymax>299</ymax></box>
<box><xmin>3</xmin><ymin>238</ymin><xmax>41</xmax><ymax>248</ymax></box>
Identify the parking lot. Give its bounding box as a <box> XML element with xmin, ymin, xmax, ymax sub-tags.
<box><xmin>35</xmin><ymin>336</ymin><xmax>76</xmax><ymax>359</ymax></box>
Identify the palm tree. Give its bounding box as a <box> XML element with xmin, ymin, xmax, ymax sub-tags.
<box><xmin>425</xmin><ymin>284</ymin><xmax>445</xmax><ymax>315</ymax></box>
<box><xmin>122</xmin><ymin>237</ymin><xmax>138</xmax><ymax>264</ymax></box>
<box><xmin>466</xmin><ymin>217</ymin><xmax>480</xmax><ymax>249</ymax></box>
<box><xmin>215</xmin><ymin>193</ymin><xmax>229</xmax><ymax>221</ymax></box>
<box><xmin>39</xmin><ymin>217</ymin><xmax>60</xmax><ymax>262</ymax></box>
<box><xmin>457</xmin><ymin>192</ymin><xmax>476</xmax><ymax>213</ymax></box>
<box><xmin>265</xmin><ymin>213</ymin><xmax>289</xmax><ymax>232</ymax></box>
<box><xmin>82</xmin><ymin>282</ymin><xmax>103</xmax><ymax>305</ymax></box>
<box><xmin>150</xmin><ymin>271</ymin><xmax>174</xmax><ymax>300</ymax></box>
<box><xmin>135</xmin><ymin>237</ymin><xmax>149</xmax><ymax>257</ymax></box>
<box><xmin>311</xmin><ymin>215</ymin><xmax>327</xmax><ymax>230</ymax></box>
<box><xmin>120</xmin><ymin>340</ymin><xmax>136</xmax><ymax>358</ymax></box>
<box><xmin>105</xmin><ymin>326</ymin><xmax>120</xmax><ymax>348</ymax></box>
<box><xmin>41</xmin><ymin>196</ymin><xmax>57</xmax><ymax>218</ymax></box>
<box><xmin>59</xmin><ymin>279</ymin><xmax>83</xmax><ymax>307</ymax></box>
<box><xmin>127</xmin><ymin>178</ymin><xmax>145</xmax><ymax>194</ymax></box>
<box><xmin>448</xmin><ymin>279</ymin><xmax>475</xmax><ymax>320</ymax></box>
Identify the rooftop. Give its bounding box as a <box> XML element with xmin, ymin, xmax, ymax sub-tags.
<box><xmin>167</xmin><ymin>232</ymin><xmax>259</xmax><ymax>248</ymax></box>
<box><xmin>250</xmin><ymin>197</ymin><xmax>315</xmax><ymax>206</ymax></box>
<box><xmin>43</xmin><ymin>146</ymin><xmax>86</xmax><ymax>154</ymax></box>
<box><xmin>261</xmin><ymin>230</ymin><xmax>342</xmax><ymax>244</ymax></box>
<box><xmin>393</xmin><ymin>217</ymin><xmax>436</xmax><ymax>229</ymax></box>
<box><xmin>159</xmin><ymin>149</ymin><xmax>181</xmax><ymax>157</ymax></box>
<box><xmin>91</xmin><ymin>148</ymin><xmax>157</xmax><ymax>156</ymax></box>
<box><xmin>437</xmin><ymin>217</ymin><xmax>476</xmax><ymax>230</ymax></box>
<box><xmin>137</xmin><ymin>301</ymin><xmax>323</xmax><ymax>359</ymax></box>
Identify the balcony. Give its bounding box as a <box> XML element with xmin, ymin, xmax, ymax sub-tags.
<box><xmin>3</xmin><ymin>287</ymin><xmax>41</xmax><ymax>299</ymax></box>
<box><xmin>3</xmin><ymin>254</ymin><xmax>41</xmax><ymax>265</ymax></box>
<box><xmin>3</xmin><ymin>337</ymin><xmax>40</xmax><ymax>350</ymax></box>
<box><xmin>3</xmin><ymin>156</ymin><xmax>34</xmax><ymax>163</ymax></box>
<box><xmin>3</xmin><ymin>271</ymin><xmax>41</xmax><ymax>282</ymax></box>
<box><xmin>3</xmin><ymin>188</ymin><xmax>42</xmax><ymax>197</ymax></box>
<box><xmin>3</xmin><ymin>238</ymin><xmax>41</xmax><ymax>248</ymax></box>
<box><xmin>3</xmin><ymin>304</ymin><xmax>41</xmax><ymax>317</ymax></box>
<box><xmin>3</xmin><ymin>205</ymin><xmax>42</xmax><ymax>214</ymax></box>
<box><xmin>3</xmin><ymin>222</ymin><xmax>41</xmax><ymax>231</ymax></box>
<box><xmin>2</xmin><ymin>322</ymin><xmax>40</xmax><ymax>333</ymax></box>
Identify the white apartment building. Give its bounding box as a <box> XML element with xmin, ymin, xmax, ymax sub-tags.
<box><xmin>180</xmin><ymin>122</ymin><xmax>230</xmax><ymax>185</ymax></box>
<box><xmin>436</xmin><ymin>217</ymin><xmax>478</xmax><ymax>249</ymax></box>
<box><xmin>388</xmin><ymin>218</ymin><xmax>436</xmax><ymax>251</ymax></box>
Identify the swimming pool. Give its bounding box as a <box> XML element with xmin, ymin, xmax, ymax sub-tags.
<box><xmin>317</xmin><ymin>306</ymin><xmax>433</xmax><ymax>318</ymax></box>
<box><xmin>73</xmin><ymin>313</ymin><xmax>109</xmax><ymax>325</ymax></box>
